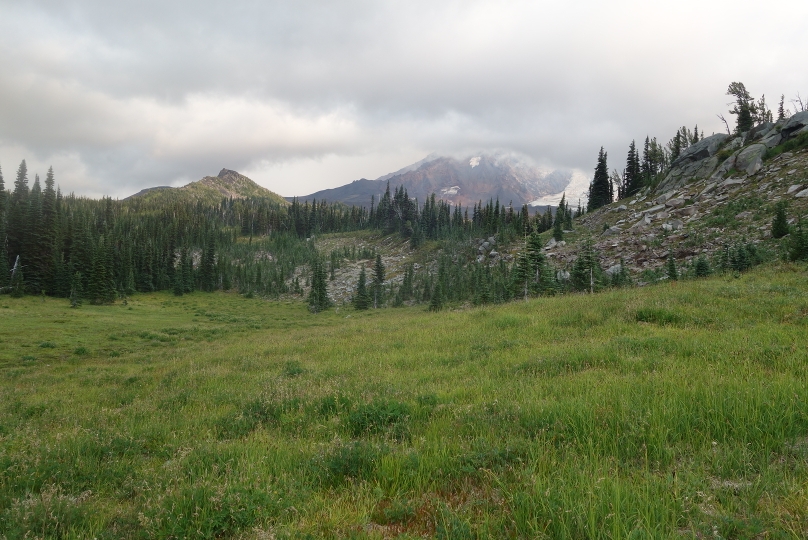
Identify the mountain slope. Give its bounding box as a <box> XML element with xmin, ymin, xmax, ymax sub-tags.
<box><xmin>293</xmin><ymin>153</ymin><xmax>573</xmax><ymax>207</ymax></box>
<box><xmin>126</xmin><ymin>169</ymin><xmax>288</xmax><ymax>206</ymax></box>
<box><xmin>548</xmin><ymin>111</ymin><xmax>808</xmax><ymax>278</ymax></box>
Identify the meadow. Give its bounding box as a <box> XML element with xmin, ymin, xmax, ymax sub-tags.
<box><xmin>1</xmin><ymin>264</ymin><xmax>808</xmax><ymax>539</ymax></box>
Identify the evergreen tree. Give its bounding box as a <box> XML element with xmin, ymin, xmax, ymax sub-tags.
<box><xmin>41</xmin><ymin>167</ymin><xmax>58</xmax><ymax>294</ymax></box>
<box><xmin>511</xmin><ymin>249</ymin><xmax>531</xmax><ymax>301</ymax></box>
<box><xmin>307</xmin><ymin>256</ymin><xmax>330</xmax><ymax>312</ymax></box>
<box><xmin>570</xmin><ymin>238</ymin><xmax>601</xmax><ymax>292</ymax></box>
<box><xmin>727</xmin><ymin>82</ymin><xmax>755</xmax><ymax>134</ymax></box>
<box><xmin>88</xmin><ymin>236</ymin><xmax>114</xmax><ymax>304</ymax></box>
<box><xmin>428</xmin><ymin>280</ymin><xmax>444</xmax><ymax>311</ymax></box>
<box><xmin>777</xmin><ymin>95</ymin><xmax>786</xmax><ymax>121</ymax></box>
<box><xmin>353</xmin><ymin>265</ymin><xmax>371</xmax><ymax>310</ymax></box>
<box><xmin>200</xmin><ymin>235</ymin><xmax>216</xmax><ymax>292</ymax></box>
<box><xmin>69</xmin><ymin>271</ymin><xmax>83</xmax><ymax>307</ymax></box>
<box><xmin>666</xmin><ymin>254</ymin><xmax>678</xmax><ymax>281</ymax></box>
<box><xmin>8</xmin><ymin>160</ymin><xmax>29</xmax><ymax>267</ymax></box>
<box><xmin>694</xmin><ymin>255</ymin><xmax>711</xmax><ymax>277</ymax></box>
<box><xmin>553</xmin><ymin>194</ymin><xmax>566</xmax><ymax>241</ymax></box>
<box><xmin>26</xmin><ymin>174</ymin><xmax>44</xmax><ymax>293</ymax></box>
<box><xmin>372</xmin><ymin>253</ymin><xmax>385</xmax><ymax>308</ymax></box>
<box><xmin>587</xmin><ymin>148</ymin><xmax>611</xmax><ymax>212</ymax></box>
<box><xmin>624</xmin><ymin>140</ymin><xmax>643</xmax><ymax>197</ymax></box>
<box><xmin>772</xmin><ymin>201</ymin><xmax>789</xmax><ymax>239</ymax></box>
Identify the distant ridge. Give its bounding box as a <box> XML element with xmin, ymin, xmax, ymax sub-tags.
<box><xmin>290</xmin><ymin>153</ymin><xmax>574</xmax><ymax>208</ymax></box>
<box><xmin>126</xmin><ymin>169</ymin><xmax>288</xmax><ymax>206</ymax></box>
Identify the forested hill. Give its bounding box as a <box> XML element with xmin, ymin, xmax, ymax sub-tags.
<box><xmin>126</xmin><ymin>168</ymin><xmax>289</xmax><ymax>207</ymax></box>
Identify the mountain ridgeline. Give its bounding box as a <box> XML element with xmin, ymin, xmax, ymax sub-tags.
<box><xmin>293</xmin><ymin>153</ymin><xmax>574</xmax><ymax>208</ymax></box>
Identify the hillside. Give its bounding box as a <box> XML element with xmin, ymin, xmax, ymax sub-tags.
<box><xmin>293</xmin><ymin>152</ymin><xmax>576</xmax><ymax>208</ymax></box>
<box><xmin>127</xmin><ymin>168</ymin><xmax>289</xmax><ymax>206</ymax></box>
<box><xmin>550</xmin><ymin>112</ymin><xmax>808</xmax><ymax>278</ymax></box>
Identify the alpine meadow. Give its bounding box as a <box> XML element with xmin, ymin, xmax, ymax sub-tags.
<box><xmin>3</xmin><ymin>1</ymin><xmax>808</xmax><ymax>537</ymax></box>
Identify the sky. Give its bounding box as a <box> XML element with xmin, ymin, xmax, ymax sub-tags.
<box><xmin>0</xmin><ymin>0</ymin><xmax>806</xmax><ymax>199</ymax></box>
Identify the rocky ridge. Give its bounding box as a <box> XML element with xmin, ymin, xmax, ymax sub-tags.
<box><xmin>549</xmin><ymin>111</ymin><xmax>808</xmax><ymax>277</ymax></box>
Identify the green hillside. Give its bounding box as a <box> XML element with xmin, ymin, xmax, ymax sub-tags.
<box><xmin>128</xmin><ymin>168</ymin><xmax>289</xmax><ymax>206</ymax></box>
<box><xmin>2</xmin><ymin>264</ymin><xmax>807</xmax><ymax>538</ymax></box>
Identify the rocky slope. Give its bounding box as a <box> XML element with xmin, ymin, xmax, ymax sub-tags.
<box><xmin>293</xmin><ymin>153</ymin><xmax>573</xmax><ymax>208</ymax></box>
<box><xmin>552</xmin><ymin>111</ymin><xmax>808</xmax><ymax>278</ymax></box>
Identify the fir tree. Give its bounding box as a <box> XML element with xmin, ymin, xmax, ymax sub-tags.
<box><xmin>429</xmin><ymin>280</ymin><xmax>444</xmax><ymax>311</ymax></box>
<box><xmin>694</xmin><ymin>255</ymin><xmax>711</xmax><ymax>277</ymax></box>
<box><xmin>372</xmin><ymin>253</ymin><xmax>385</xmax><ymax>308</ymax></box>
<box><xmin>624</xmin><ymin>140</ymin><xmax>643</xmax><ymax>197</ymax></box>
<box><xmin>69</xmin><ymin>271</ymin><xmax>83</xmax><ymax>307</ymax></box>
<box><xmin>772</xmin><ymin>201</ymin><xmax>789</xmax><ymax>239</ymax></box>
<box><xmin>200</xmin><ymin>235</ymin><xmax>216</xmax><ymax>292</ymax></box>
<box><xmin>666</xmin><ymin>254</ymin><xmax>678</xmax><ymax>281</ymax></box>
<box><xmin>307</xmin><ymin>256</ymin><xmax>330</xmax><ymax>312</ymax></box>
<box><xmin>8</xmin><ymin>160</ymin><xmax>29</xmax><ymax>267</ymax></box>
<box><xmin>570</xmin><ymin>238</ymin><xmax>600</xmax><ymax>292</ymax></box>
<box><xmin>353</xmin><ymin>265</ymin><xmax>370</xmax><ymax>310</ymax></box>
<box><xmin>727</xmin><ymin>82</ymin><xmax>755</xmax><ymax>134</ymax></box>
<box><xmin>587</xmin><ymin>148</ymin><xmax>611</xmax><ymax>212</ymax></box>
<box><xmin>777</xmin><ymin>95</ymin><xmax>786</xmax><ymax>121</ymax></box>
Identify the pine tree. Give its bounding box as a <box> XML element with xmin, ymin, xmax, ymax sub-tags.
<box><xmin>777</xmin><ymin>95</ymin><xmax>786</xmax><ymax>121</ymax></box>
<box><xmin>26</xmin><ymin>174</ymin><xmax>44</xmax><ymax>294</ymax></box>
<box><xmin>353</xmin><ymin>265</ymin><xmax>371</xmax><ymax>310</ymax></box>
<box><xmin>8</xmin><ymin>160</ymin><xmax>29</xmax><ymax>268</ymax></box>
<box><xmin>307</xmin><ymin>256</ymin><xmax>330</xmax><ymax>312</ymax></box>
<box><xmin>200</xmin><ymin>235</ymin><xmax>216</xmax><ymax>292</ymax></box>
<box><xmin>666</xmin><ymin>254</ymin><xmax>678</xmax><ymax>281</ymax></box>
<box><xmin>624</xmin><ymin>140</ymin><xmax>643</xmax><ymax>197</ymax></box>
<box><xmin>772</xmin><ymin>202</ymin><xmax>789</xmax><ymax>239</ymax></box>
<box><xmin>587</xmin><ymin>148</ymin><xmax>611</xmax><ymax>212</ymax></box>
<box><xmin>429</xmin><ymin>280</ymin><xmax>444</xmax><ymax>311</ymax></box>
<box><xmin>41</xmin><ymin>167</ymin><xmax>57</xmax><ymax>294</ymax></box>
<box><xmin>88</xmin><ymin>236</ymin><xmax>114</xmax><ymax>304</ymax></box>
<box><xmin>69</xmin><ymin>271</ymin><xmax>83</xmax><ymax>307</ymax></box>
<box><xmin>727</xmin><ymin>82</ymin><xmax>755</xmax><ymax>134</ymax></box>
<box><xmin>372</xmin><ymin>253</ymin><xmax>385</xmax><ymax>308</ymax></box>
<box><xmin>694</xmin><ymin>255</ymin><xmax>711</xmax><ymax>277</ymax></box>
<box><xmin>570</xmin><ymin>238</ymin><xmax>600</xmax><ymax>292</ymax></box>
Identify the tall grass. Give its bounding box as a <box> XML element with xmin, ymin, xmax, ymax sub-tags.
<box><xmin>1</xmin><ymin>263</ymin><xmax>808</xmax><ymax>538</ymax></box>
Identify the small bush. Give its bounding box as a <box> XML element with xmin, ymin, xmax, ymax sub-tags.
<box><xmin>39</xmin><ymin>342</ymin><xmax>56</xmax><ymax>348</ymax></box>
<box><xmin>73</xmin><ymin>347</ymin><xmax>89</xmax><ymax>355</ymax></box>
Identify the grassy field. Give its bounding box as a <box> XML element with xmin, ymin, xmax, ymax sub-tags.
<box><xmin>2</xmin><ymin>264</ymin><xmax>808</xmax><ymax>539</ymax></box>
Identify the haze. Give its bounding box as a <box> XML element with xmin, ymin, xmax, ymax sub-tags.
<box><xmin>0</xmin><ymin>0</ymin><xmax>806</xmax><ymax>198</ymax></box>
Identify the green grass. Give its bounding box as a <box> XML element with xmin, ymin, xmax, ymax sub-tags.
<box><xmin>2</xmin><ymin>264</ymin><xmax>808</xmax><ymax>538</ymax></box>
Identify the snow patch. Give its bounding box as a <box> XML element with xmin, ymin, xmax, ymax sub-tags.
<box><xmin>529</xmin><ymin>169</ymin><xmax>590</xmax><ymax>207</ymax></box>
<box><xmin>441</xmin><ymin>186</ymin><xmax>460</xmax><ymax>196</ymax></box>
<box><xmin>469</xmin><ymin>156</ymin><xmax>481</xmax><ymax>168</ymax></box>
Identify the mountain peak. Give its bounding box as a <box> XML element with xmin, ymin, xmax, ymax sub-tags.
<box><xmin>218</xmin><ymin>168</ymin><xmax>240</xmax><ymax>179</ymax></box>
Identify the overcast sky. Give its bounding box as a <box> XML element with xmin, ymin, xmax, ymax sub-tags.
<box><xmin>0</xmin><ymin>0</ymin><xmax>806</xmax><ymax>198</ymax></box>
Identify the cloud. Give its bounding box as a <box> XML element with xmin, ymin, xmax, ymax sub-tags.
<box><xmin>0</xmin><ymin>0</ymin><xmax>806</xmax><ymax>198</ymax></box>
